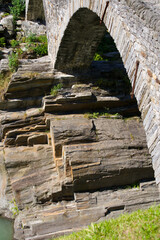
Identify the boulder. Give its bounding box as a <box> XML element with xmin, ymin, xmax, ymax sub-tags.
<box><xmin>21</xmin><ymin>20</ymin><xmax>46</xmax><ymax>37</ymax></box>
<box><xmin>0</xmin><ymin>15</ymin><xmax>14</xmax><ymax>37</ymax></box>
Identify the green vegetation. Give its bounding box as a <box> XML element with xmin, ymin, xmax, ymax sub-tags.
<box><xmin>94</xmin><ymin>53</ymin><xmax>104</xmax><ymax>61</ymax></box>
<box><xmin>32</xmin><ymin>43</ymin><xmax>48</xmax><ymax>57</ymax></box>
<box><xmin>1</xmin><ymin>13</ymin><xmax>10</xmax><ymax>18</ymax></box>
<box><xmin>9</xmin><ymin>0</ymin><xmax>25</xmax><ymax>21</ymax></box>
<box><xmin>25</xmin><ymin>34</ymin><xmax>48</xmax><ymax>57</ymax></box>
<box><xmin>93</xmin><ymin>32</ymin><xmax>118</xmax><ymax>61</ymax></box>
<box><xmin>8</xmin><ymin>52</ymin><xmax>19</xmax><ymax>72</ymax></box>
<box><xmin>50</xmin><ymin>83</ymin><xmax>63</xmax><ymax>96</ymax></box>
<box><xmin>8</xmin><ymin>33</ymin><xmax>48</xmax><ymax>65</ymax></box>
<box><xmin>26</xmin><ymin>34</ymin><xmax>47</xmax><ymax>44</ymax></box>
<box><xmin>10</xmin><ymin>199</ymin><xmax>19</xmax><ymax>217</ymax></box>
<box><xmin>0</xmin><ymin>37</ymin><xmax>6</xmax><ymax>47</ymax></box>
<box><xmin>84</xmin><ymin>111</ymin><xmax>121</xmax><ymax>119</ymax></box>
<box><xmin>54</xmin><ymin>204</ymin><xmax>160</xmax><ymax>240</ymax></box>
<box><xmin>10</xmin><ymin>39</ymin><xmax>20</xmax><ymax>48</ymax></box>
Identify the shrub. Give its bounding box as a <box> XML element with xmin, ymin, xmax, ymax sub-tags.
<box><xmin>8</xmin><ymin>52</ymin><xmax>19</xmax><ymax>72</ymax></box>
<box><xmin>50</xmin><ymin>83</ymin><xmax>63</xmax><ymax>96</ymax></box>
<box><xmin>0</xmin><ymin>37</ymin><xmax>6</xmax><ymax>47</ymax></box>
<box><xmin>10</xmin><ymin>39</ymin><xmax>19</xmax><ymax>48</ymax></box>
<box><xmin>25</xmin><ymin>34</ymin><xmax>48</xmax><ymax>57</ymax></box>
<box><xmin>9</xmin><ymin>0</ymin><xmax>25</xmax><ymax>20</ymax></box>
<box><xmin>26</xmin><ymin>33</ymin><xmax>37</xmax><ymax>44</ymax></box>
<box><xmin>36</xmin><ymin>35</ymin><xmax>47</xmax><ymax>44</ymax></box>
<box><xmin>26</xmin><ymin>34</ymin><xmax>47</xmax><ymax>44</ymax></box>
<box><xmin>32</xmin><ymin>43</ymin><xmax>48</xmax><ymax>57</ymax></box>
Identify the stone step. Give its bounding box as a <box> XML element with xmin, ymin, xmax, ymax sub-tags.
<box><xmin>44</xmin><ymin>92</ymin><xmax>138</xmax><ymax>116</ymax></box>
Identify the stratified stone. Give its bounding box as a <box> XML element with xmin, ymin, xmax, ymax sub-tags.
<box><xmin>27</xmin><ymin>133</ymin><xmax>48</xmax><ymax>146</ymax></box>
<box><xmin>15</xmin><ymin>134</ymin><xmax>28</xmax><ymax>146</ymax></box>
<box><xmin>4</xmin><ymin>145</ymin><xmax>62</xmax><ymax>208</ymax></box>
<box><xmin>15</xmin><ymin>180</ymin><xmax>160</xmax><ymax>240</ymax></box>
<box><xmin>50</xmin><ymin>116</ymin><xmax>97</xmax><ymax>157</ymax></box>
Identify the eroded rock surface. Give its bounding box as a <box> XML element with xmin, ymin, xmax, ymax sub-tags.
<box><xmin>0</xmin><ymin>113</ymin><xmax>159</xmax><ymax>240</ymax></box>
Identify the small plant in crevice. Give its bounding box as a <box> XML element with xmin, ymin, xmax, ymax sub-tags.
<box><xmin>10</xmin><ymin>39</ymin><xmax>20</xmax><ymax>48</ymax></box>
<box><xmin>84</xmin><ymin>111</ymin><xmax>122</xmax><ymax>119</ymax></box>
<box><xmin>26</xmin><ymin>33</ymin><xmax>37</xmax><ymax>44</ymax></box>
<box><xmin>0</xmin><ymin>37</ymin><xmax>6</xmax><ymax>47</ymax></box>
<box><xmin>10</xmin><ymin>199</ymin><xmax>19</xmax><ymax>217</ymax></box>
<box><xmin>8</xmin><ymin>52</ymin><xmax>19</xmax><ymax>72</ymax></box>
<box><xmin>94</xmin><ymin>53</ymin><xmax>104</xmax><ymax>61</ymax></box>
<box><xmin>50</xmin><ymin>83</ymin><xmax>63</xmax><ymax>96</ymax></box>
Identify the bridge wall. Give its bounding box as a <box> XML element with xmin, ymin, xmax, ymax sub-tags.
<box><xmin>26</xmin><ymin>0</ymin><xmax>160</xmax><ymax>189</ymax></box>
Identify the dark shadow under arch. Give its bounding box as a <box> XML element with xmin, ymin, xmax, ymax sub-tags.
<box><xmin>26</xmin><ymin>0</ymin><xmax>45</xmax><ymax>23</ymax></box>
<box><xmin>55</xmin><ymin>8</ymin><xmax>106</xmax><ymax>72</ymax></box>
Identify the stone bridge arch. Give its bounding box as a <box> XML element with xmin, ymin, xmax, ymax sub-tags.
<box><xmin>25</xmin><ymin>0</ymin><xmax>45</xmax><ymax>22</ymax></box>
<box><xmin>26</xmin><ymin>0</ymin><xmax>160</xmax><ymax>189</ymax></box>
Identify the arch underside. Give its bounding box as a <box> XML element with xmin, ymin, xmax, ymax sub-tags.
<box><xmin>55</xmin><ymin>8</ymin><xmax>106</xmax><ymax>72</ymax></box>
<box><xmin>26</xmin><ymin>0</ymin><xmax>45</xmax><ymax>22</ymax></box>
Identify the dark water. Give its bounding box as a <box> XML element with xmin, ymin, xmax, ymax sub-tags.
<box><xmin>0</xmin><ymin>217</ymin><xmax>13</xmax><ymax>240</ymax></box>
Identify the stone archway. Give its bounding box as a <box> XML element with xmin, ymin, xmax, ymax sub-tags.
<box><xmin>55</xmin><ymin>8</ymin><xmax>106</xmax><ymax>71</ymax></box>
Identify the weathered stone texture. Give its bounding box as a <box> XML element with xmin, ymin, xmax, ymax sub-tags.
<box><xmin>15</xmin><ymin>180</ymin><xmax>160</xmax><ymax>240</ymax></box>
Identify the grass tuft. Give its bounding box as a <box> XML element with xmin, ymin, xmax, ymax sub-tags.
<box><xmin>50</xmin><ymin>83</ymin><xmax>63</xmax><ymax>96</ymax></box>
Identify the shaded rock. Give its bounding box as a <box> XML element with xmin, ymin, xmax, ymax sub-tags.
<box><xmin>27</xmin><ymin>133</ymin><xmax>48</xmax><ymax>146</ymax></box>
<box><xmin>15</xmin><ymin>134</ymin><xmax>28</xmax><ymax>146</ymax></box>
<box><xmin>44</xmin><ymin>92</ymin><xmax>138</xmax><ymax>115</ymax></box>
<box><xmin>0</xmin><ymin>24</ymin><xmax>4</xmax><ymax>33</ymax></box>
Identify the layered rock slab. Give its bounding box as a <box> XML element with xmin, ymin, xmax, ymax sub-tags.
<box><xmin>4</xmin><ymin>145</ymin><xmax>62</xmax><ymax>208</ymax></box>
<box><xmin>50</xmin><ymin>115</ymin><xmax>153</xmax><ymax>192</ymax></box>
<box><xmin>15</xmin><ymin>181</ymin><xmax>160</xmax><ymax>240</ymax></box>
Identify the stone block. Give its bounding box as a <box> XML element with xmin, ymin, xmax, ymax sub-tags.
<box><xmin>27</xmin><ymin>134</ymin><xmax>48</xmax><ymax>146</ymax></box>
